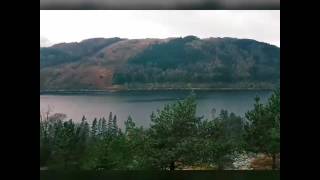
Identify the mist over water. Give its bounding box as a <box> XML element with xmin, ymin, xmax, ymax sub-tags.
<box><xmin>40</xmin><ymin>90</ymin><xmax>272</xmax><ymax>128</ymax></box>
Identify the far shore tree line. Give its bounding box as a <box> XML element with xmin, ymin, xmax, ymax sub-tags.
<box><xmin>40</xmin><ymin>89</ymin><xmax>280</xmax><ymax>170</ymax></box>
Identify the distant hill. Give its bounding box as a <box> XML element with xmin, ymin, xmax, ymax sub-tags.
<box><xmin>40</xmin><ymin>36</ymin><xmax>280</xmax><ymax>91</ymax></box>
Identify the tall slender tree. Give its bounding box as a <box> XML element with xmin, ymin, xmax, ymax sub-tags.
<box><xmin>91</xmin><ymin>118</ymin><xmax>98</xmax><ymax>138</ymax></box>
<box><xmin>244</xmin><ymin>89</ymin><xmax>280</xmax><ymax>169</ymax></box>
<box><xmin>125</xmin><ymin>115</ymin><xmax>135</xmax><ymax>136</ymax></box>
<box><xmin>112</xmin><ymin>115</ymin><xmax>118</xmax><ymax>136</ymax></box>
<box><xmin>108</xmin><ymin>112</ymin><xmax>113</xmax><ymax>135</ymax></box>
<box><xmin>101</xmin><ymin>117</ymin><xmax>107</xmax><ymax>137</ymax></box>
<box><xmin>147</xmin><ymin>94</ymin><xmax>202</xmax><ymax>170</ymax></box>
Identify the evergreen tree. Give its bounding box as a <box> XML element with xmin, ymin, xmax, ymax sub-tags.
<box><xmin>74</xmin><ymin>116</ymin><xmax>90</xmax><ymax>168</ymax></box>
<box><xmin>198</xmin><ymin>110</ymin><xmax>244</xmax><ymax>170</ymax></box>
<box><xmin>40</xmin><ymin>118</ymin><xmax>51</xmax><ymax>167</ymax></box>
<box><xmin>40</xmin><ymin>90</ymin><xmax>279</xmax><ymax>170</ymax></box>
<box><xmin>112</xmin><ymin>115</ymin><xmax>118</xmax><ymax>136</ymax></box>
<box><xmin>101</xmin><ymin>117</ymin><xmax>107</xmax><ymax>137</ymax></box>
<box><xmin>97</xmin><ymin>118</ymin><xmax>102</xmax><ymax>137</ymax></box>
<box><xmin>244</xmin><ymin>89</ymin><xmax>280</xmax><ymax>169</ymax></box>
<box><xmin>91</xmin><ymin>118</ymin><xmax>98</xmax><ymax>138</ymax></box>
<box><xmin>108</xmin><ymin>112</ymin><xmax>113</xmax><ymax>135</ymax></box>
<box><xmin>147</xmin><ymin>94</ymin><xmax>202</xmax><ymax>170</ymax></box>
<box><xmin>125</xmin><ymin>115</ymin><xmax>135</xmax><ymax>136</ymax></box>
<box><xmin>78</xmin><ymin>116</ymin><xmax>89</xmax><ymax>140</ymax></box>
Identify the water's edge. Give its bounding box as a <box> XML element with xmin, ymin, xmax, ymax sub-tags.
<box><xmin>40</xmin><ymin>88</ymin><xmax>274</xmax><ymax>95</ymax></box>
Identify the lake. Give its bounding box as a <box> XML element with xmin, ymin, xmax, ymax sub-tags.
<box><xmin>40</xmin><ymin>90</ymin><xmax>272</xmax><ymax>128</ymax></box>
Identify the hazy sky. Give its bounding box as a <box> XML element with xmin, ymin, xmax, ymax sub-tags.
<box><xmin>40</xmin><ymin>10</ymin><xmax>280</xmax><ymax>47</ymax></box>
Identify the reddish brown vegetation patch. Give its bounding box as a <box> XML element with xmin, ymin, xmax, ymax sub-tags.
<box><xmin>97</xmin><ymin>39</ymin><xmax>164</xmax><ymax>63</ymax></box>
<box><xmin>250</xmin><ymin>154</ymin><xmax>280</xmax><ymax>170</ymax></box>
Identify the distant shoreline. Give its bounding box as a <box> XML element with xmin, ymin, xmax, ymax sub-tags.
<box><xmin>40</xmin><ymin>87</ymin><xmax>273</xmax><ymax>95</ymax></box>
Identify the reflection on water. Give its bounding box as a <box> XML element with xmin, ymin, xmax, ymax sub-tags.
<box><xmin>40</xmin><ymin>90</ymin><xmax>272</xmax><ymax>128</ymax></box>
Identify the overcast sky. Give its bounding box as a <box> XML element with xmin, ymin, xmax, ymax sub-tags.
<box><xmin>40</xmin><ymin>10</ymin><xmax>280</xmax><ymax>47</ymax></box>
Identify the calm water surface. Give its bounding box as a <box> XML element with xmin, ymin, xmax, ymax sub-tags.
<box><xmin>40</xmin><ymin>90</ymin><xmax>272</xmax><ymax>128</ymax></box>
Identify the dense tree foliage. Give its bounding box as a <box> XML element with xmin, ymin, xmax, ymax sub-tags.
<box><xmin>113</xmin><ymin>37</ymin><xmax>280</xmax><ymax>86</ymax></box>
<box><xmin>40</xmin><ymin>90</ymin><xmax>280</xmax><ymax>170</ymax></box>
<box><xmin>244</xmin><ymin>89</ymin><xmax>280</xmax><ymax>169</ymax></box>
<box><xmin>196</xmin><ymin>110</ymin><xmax>245</xmax><ymax>169</ymax></box>
<box><xmin>145</xmin><ymin>94</ymin><xmax>202</xmax><ymax>170</ymax></box>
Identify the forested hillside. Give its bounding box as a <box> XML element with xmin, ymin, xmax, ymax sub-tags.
<box><xmin>40</xmin><ymin>36</ymin><xmax>280</xmax><ymax>91</ymax></box>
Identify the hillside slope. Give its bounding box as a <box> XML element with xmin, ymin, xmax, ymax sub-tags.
<box><xmin>40</xmin><ymin>36</ymin><xmax>280</xmax><ymax>91</ymax></box>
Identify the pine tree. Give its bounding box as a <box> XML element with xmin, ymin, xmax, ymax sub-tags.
<box><xmin>200</xmin><ymin>110</ymin><xmax>244</xmax><ymax>170</ymax></box>
<box><xmin>147</xmin><ymin>94</ymin><xmax>202</xmax><ymax>170</ymax></box>
<box><xmin>91</xmin><ymin>118</ymin><xmax>98</xmax><ymax>138</ymax></box>
<box><xmin>81</xmin><ymin>115</ymin><xmax>86</xmax><ymax>123</ymax></box>
<box><xmin>40</xmin><ymin>116</ymin><xmax>51</xmax><ymax>167</ymax></box>
<box><xmin>101</xmin><ymin>117</ymin><xmax>107</xmax><ymax>137</ymax></box>
<box><xmin>78</xmin><ymin>116</ymin><xmax>88</xmax><ymax>138</ymax></box>
<box><xmin>266</xmin><ymin>89</ymin><xmax>280</xmax><ymax>169</ymax></box>
<box><xmin>108</xmin><ymin>112</ymin><xmax>113</xmax><ymax>135</ymax></box>
<box><xmin>97</xmin><ymin>118</ymin><xmax>102</xmax><ymax>138</ymax></box>
<box><xmin>244</xmin><ymin>89</ymin><xmax>280</xmax><ymax>169</ymax></box>
<box><xmin>112</xmin><ymin>115</ymin><xmax>118</xmax><ymax>136</ymax></box>
<box><xmin>79</xmin><ymin>115</ymin><xmax>89</xmax><ymax>143</ymax></box>
<box><xmin>125</xmin><ymin>115</ymin><xmax>135</xmax><ymax>136</ymax></box>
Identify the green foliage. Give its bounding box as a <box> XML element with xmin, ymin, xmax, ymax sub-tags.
<box><xmin>244</xmin><ymin>89</ymin><xmax>280</xmax><ymax>169</ymax></box>
<box><xmin>112</xmin><ymin>37</ymin><xmax>280</xmax><ymax>86</ymax></box>
<box><xmin>197</xmin><ymin>110</ymin><xmax>245</xmax><ymax>169</ymax></box>
<box><xmin>40</xmin><ymin>48</ymin><xmax>77</xmax><ymax>68</ymax></box>
<box><xmin>124</xmin><ymin>115</ymin><xmax>135</xmax><ymax>135</ymax></box>
<box><xmin>145</xmin><ymin>94</ymin><xmax>203</xmax><ymax>170</ymax></box>
<box><xmin>40</xmin><ymin>91</ymin><xmax>280</xmax><ymax>170</ymax></box>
